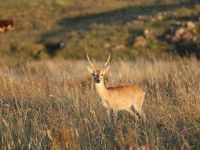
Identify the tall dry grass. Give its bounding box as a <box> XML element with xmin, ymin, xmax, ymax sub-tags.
<box><xmin>0</xmin><ymin>58</ymin><xmax>200</xmax><ymax>149</ymax></box>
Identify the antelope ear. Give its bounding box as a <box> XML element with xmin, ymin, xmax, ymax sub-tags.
<box><xmin>87</xmin><ymin>66</ymin><xmax>93</xmax><ymax>73</ymax></box>
<box><xmin>104</xmin><ymin>65</ymin><xmax>110</xmax><ymax>73</ymax></box>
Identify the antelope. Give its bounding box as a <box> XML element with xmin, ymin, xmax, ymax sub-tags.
<box><xmin>87</xmin><ymin>54</ymin><xmax>145</xmax><ymax>124</ymax></box>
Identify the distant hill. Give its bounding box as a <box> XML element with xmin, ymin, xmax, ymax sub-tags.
<box><xmin>0</xmin><ymin>0</ymin><xmax>199</xmax><ymax>64</ymax></box>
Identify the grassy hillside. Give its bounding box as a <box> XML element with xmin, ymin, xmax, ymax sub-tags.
<box><xmin>0</xmin><ymin>1</ymin><xmax>200</xmax><ymax>149</ymax></box>
<box><xmin>0</xmin><ymin>0</ymin><xmax>199</xmax><ymax>64</ymax></box>
<box><xmin>0</xmin><ymin>58</ymin><xmax>200</xmax><ymax>149</ymax></box>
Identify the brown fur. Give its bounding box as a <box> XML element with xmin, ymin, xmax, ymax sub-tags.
<box><xmin>87</xmin><ymin>55</ymin><xmax>145</xmax><ymax>123</ymax></box>
<box><xmin>0</xmin><ymin>20</ymin><xmax>14</xmax><ymax>32</ymax></box>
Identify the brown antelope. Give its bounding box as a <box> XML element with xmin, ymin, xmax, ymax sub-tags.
<box><xmin>87</xmin><ymin>54</ymin><xmax>145</xmax><ymax>124</ymax></box>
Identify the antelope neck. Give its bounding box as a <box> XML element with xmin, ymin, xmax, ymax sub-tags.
<box><xmin>94</xmin><ymin>79</ymin><xmax>108</xmax><ymax>99</ymax></box>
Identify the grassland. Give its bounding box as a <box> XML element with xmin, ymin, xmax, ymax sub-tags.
<box><xmin>0</xmin><ymin>0</ymin><xmax>200</xmax><ymax>64</ymax></box>
<box><xmin>0</xmin><ymin>0</ymin><xmax>200</xmax><ymax>149</ymax></box>
<box><xmin>0</xmin><ymin>58</ymin><xmax>200</xmax><ymax>149</ymax></box>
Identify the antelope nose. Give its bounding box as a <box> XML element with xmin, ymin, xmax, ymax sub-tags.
<box><xmin>96</xmin><ymin>79</ymin><xmax>100</xmax><ymax>83</ymax></box>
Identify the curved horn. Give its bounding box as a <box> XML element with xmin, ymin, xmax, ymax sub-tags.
<box><xmin>87</xmin><ymin>54</ymin><xmax>95</xmax><ymax>70</ymax></box>
<box><xmin>104</xmin><ymin>54</ymin><xmax>111</xmax><ymax>67</ymax></box>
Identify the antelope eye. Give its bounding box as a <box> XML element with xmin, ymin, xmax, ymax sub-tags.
<box><xmin>101</xmin><ymin>74</ymin><xmax>103</xmax><ymax>76</ymax></box>
<box><xmin>92</xmin><ymin>73</ymin><xmax>95</xmax><ymax>76</ymax></box>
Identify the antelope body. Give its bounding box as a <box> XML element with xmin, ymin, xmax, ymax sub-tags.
<box><xmin>87</xmin><ymin>54</ymin><xmax>145</xmax><ymax>123</ymax></box>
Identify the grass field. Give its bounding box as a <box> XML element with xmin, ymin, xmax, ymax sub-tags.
<box><xmin>0</xmin><ymin>58</ymin><xmax>200</xmax><ymax>149</ymax></box>
<box><xmin>0</xmin><ymin>0</ymin><xmax>200</xmax><ymax>149</ymax></box>
<box><xmin>0</xmin><ymin>0</ymin><xmax>200</xmax><ymax>63</ymax></box>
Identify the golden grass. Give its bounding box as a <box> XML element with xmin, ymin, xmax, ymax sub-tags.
<box><xmin>0</xmin><ymin>58</ymin><xmax>200</xmax><ymax>149</ymax></box>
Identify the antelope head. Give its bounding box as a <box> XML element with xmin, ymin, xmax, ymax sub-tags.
<box><xmin>87</xmin><ymin>54</ymin><xmax>110</xmax><ymax>84</ymax></box>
